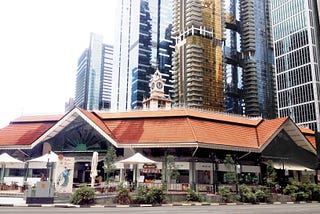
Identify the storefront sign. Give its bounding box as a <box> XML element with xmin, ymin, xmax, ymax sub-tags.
<box><xmin>143</xmin><ymin>164</ymin><xmax>157</xmax><ymax>169</ymax></box>
<box><xmin>175</xmin><ymin>162</ymin><xmax>189</xmax><ymax>169</ymax></box>
<box><xmin>195</xmin><ymin>162</ymin><xmax>212</xmax><ymax>171</ymax></box>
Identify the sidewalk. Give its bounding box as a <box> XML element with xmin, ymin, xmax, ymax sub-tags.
<box><xmin>0</xmin><ymin>197</ymin><xmax>26</xmax><ymax>206</ymax></box>
<box><xmin>0</xmin><ymin>190</ymin><xmax>319</xmax><ymax>208</ymax></box>
<box><xmin>0</xmin><ymin>190</ymin><xmax>75</xmax><ymax>207</ymax></box>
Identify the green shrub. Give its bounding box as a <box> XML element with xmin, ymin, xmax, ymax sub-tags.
<box><xmin>70</xmin><ymin>185</ymin><xmax>95</xmax><ymax>205</ymax></box>
<box><xmin>185</xmin><ymin>188</ymin><xmax>202</xmax><ymax>202</ymax></box>
<box><xmin>283</xmin><ymin>181</ymin><xmax>299</xmax><ymax>196</ymax></box>
<box><xmin>283</xmin><ymin>181</ymin><xmax>315</xmax><ymax>201</ymax></box>
<box><xmin>311</xmin><ymin>184</ymin><xmax>320</xmax><ymax>201</ymax></box>
<box><xmin>218</xmin><ymin>186</ymin><xmax>234</xmax><ymax>203</ymax></box>
<box><xmin>255</xmin><ymin>186</ymin><xmax>271</xmax><ymax>202</ymax></box>
<box><xmin>293</xmin><ymin>191</ymin><xmax>310</xmax><ymax>201</ymax></box>
<box><xmin>114</xmin><ymin>183</ymin><xmax>132</xmax><ymax>205</ymax></box>
<box><xmin>239</xmin><ymin>184</ymin><xmax>256</xmax><ymax>203</ymax></box>
<box><xmin>133</xmin><ymin>186</ymin><xmax>166</xmax><ymax>204</ymax></box>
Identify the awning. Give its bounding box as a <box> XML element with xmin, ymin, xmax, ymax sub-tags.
<box><xmin>273</xmin><ymin>162</ymin><xmax>314</xmax><ymax>171</ymax></box>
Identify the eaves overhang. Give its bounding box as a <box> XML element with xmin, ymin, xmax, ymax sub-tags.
<box><xmin>117</xmin><ymin>141</ymin><xmax>259</xmax><ymax>153</ymax></box>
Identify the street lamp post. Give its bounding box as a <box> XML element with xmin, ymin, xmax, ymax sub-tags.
<box><xmin>211</xmin><ymin>153</ymin><xmax>219</xmax><ymax>194</ymax></box>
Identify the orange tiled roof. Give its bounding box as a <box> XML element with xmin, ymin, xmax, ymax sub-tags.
<box><xmin>77</xmin><ymin>108</ymin><xmax>117</xmax><ymax>140</ymax></box>
<box><xmin>12</xmin><ymin>114</ymin><xmax>63</xmax><ymax>123</ymax></box>
<box><xmin>103</xmin><ymin>114</ymin><xmax>261</xmax><ymax>149</ymax></box>
<box><xmin>189</xmin><ymin>118</ymin><xmax>258</xmax><ymax>148</ymax></box>
<box><xmin>0</xmin><ymin>108</ymin><xmax>316</xmax><ymax>152</ymax></box>
<box><xmin>300</xmin><ymin>127</ymin><xmax>316</xmax><ymax>148</ymax></box>
<box><xmin>0</xmin><ymin>122</ymin><xmax>55</xmax><ymax>146</ymax></box>
<box><xmin>256</xmin><ymin>117</ymin><xmax>289</xmax><ymax>147</ymax></box>
<box><xmin>104</xmin><ymin>117</ymin><xmax>196</xmax><ymax>143</ymax></box>
<box><xmin>97</xmin><ymin>109</ymin><xmax>263</xmax><ymax>126</ymax></box>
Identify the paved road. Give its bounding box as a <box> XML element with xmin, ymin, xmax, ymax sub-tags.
<box><xmin>0</xmin><ymin>204</ymin><xmax>320</xmax><ymax>214</ymax></box>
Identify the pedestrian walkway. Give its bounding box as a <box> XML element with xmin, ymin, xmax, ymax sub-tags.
<box><xmin>0</xmin><ymin>197</ymin><xmax>26</xmax><ymax>206</ymax></box>
<box><xmin>0</xmin><ymin>189</ymin><xmax>319</xmax><ymax>208</ymax></box>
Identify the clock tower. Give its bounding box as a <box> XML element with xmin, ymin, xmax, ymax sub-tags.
<box><xmin>143</xmin><ymin>69</ymin><xmax>172</xmax><ymax>110</ymax></box>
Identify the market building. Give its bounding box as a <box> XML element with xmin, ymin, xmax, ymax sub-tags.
<box><xmin>0</xmin><ymin>105</ymin><xmax>318</xmax><ymax>192</ymax></box>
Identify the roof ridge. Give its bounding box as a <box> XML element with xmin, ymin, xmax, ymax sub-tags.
<box><xmin>255</xmin><ymin>124</ymin><xmax>260</xmax><ymax>147</ymax></box>
<box><xmin>90</xmin><ymin>111</ymin><xmax>119</xmax><ymax>141</ymax></box>
<box><xmin>186</xmin><ymin>117</ymin><xmax>198</xmax><ymax>142</ymax></box>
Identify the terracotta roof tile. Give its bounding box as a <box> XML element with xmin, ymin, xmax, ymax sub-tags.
<box><xmin>77</xmin><ymin>108</ymin><xmax>116</xmax><ymax>139</ymax></box>
<box><xmin>189</xmin><ymin>119</ymin><xmax>258</xmax><ymax>148</ymax></box>
<box><xmin>96</xmin><ymin>109</ymin><xmax>262</xmax><ymax>126</ymax></box>
<box><xmin>0</xmin><ymin>108</ymin><xmax>315</xmax><ymax>152</ymax></box>
<box><xmin>0</xmin><ymin>122</ymin><xmax>55</xmax><ymax>146</ymax></box>
<box><xmin>104</xmin><ymin>117</ymin><xmax>196</xmax><ymax>144</ymax></box>
<box><xmin>104</xmin><ymin>116</ymin><xmax>259</xmax><ymax>149</ymax></box>
<box><xmin>299</xmin><ymin>127</ymin><xmax>316</xmax><ymax>148</ymax></box>
<box><xmin>12</xmin><ymin>115</ymin><xmax>63</xmax><ymax>123</ymax></box>
<box><xmin>256</xmin><ymin>117</ymin><xmax>288</xmax><ymax>147</ymax></box>
<box><xmin>299</xmin><ymin>127</ymin><xmax>315</xmax><ymax>135</ymax></box>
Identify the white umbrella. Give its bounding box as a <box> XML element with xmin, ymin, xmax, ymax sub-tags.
<box><xmin>118</xmin><ymin>153</ymin><xmax>156</xmax><ymax>189</ymax></box>
<box><xmin>0</xmin><ymin>153</ymin><xmax>23</xmax><ymax>164</ymax></box>
<box><xmin>119</xmin><ymin>152</ymin><xmax>156</xmax><ymax>164</ymax></box>
<box><xmin>27</xmin><ymin>151</ymin><xmax>58</xmax><ymax>184</ymax></box>
<box><xmin>90</xmin><ymin>151</ymin><xmax>99</xmax><ymax>187</ymax></box>
<box><xmin>0</xmin><ymin>153</ymin><xmax>23</xmax><ymax>182</ymax></box>
<box><xmin>27</xmin><ymin>151</ymin><xmax>58</xmax><ymax>163</ymax></box>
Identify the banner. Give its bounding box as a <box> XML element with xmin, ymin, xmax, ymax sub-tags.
<box><xmin>55</xmin><ymin>157</ymin><xmax>74</xmax><ymax>193</ymax></box>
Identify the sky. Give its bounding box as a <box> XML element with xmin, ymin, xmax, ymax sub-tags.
<box><xmin>0</xmin><ymin>0</ymin><xmax>117</xmax><ymax>128</ymax></box>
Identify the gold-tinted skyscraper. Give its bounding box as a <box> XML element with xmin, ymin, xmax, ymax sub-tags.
<box><xmin>172</xmin><ymin>0</ymin><xmax>224</xmax><ymax>111</ymax></box>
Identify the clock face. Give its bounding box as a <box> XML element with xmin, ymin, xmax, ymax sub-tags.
<box><xmin>156</xmin><ymin>82</ymin><xmax>163</xmax><ymax>89</ymax></box>
<box><xmin>151</xmin><ymin>82</ymin><xmax>155</xmax><ymax>90</ymax></box>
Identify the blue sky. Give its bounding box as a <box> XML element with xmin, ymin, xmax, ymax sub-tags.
<box><xmin>0</xmin><ymin>0</ymin><xmax>117</xmax><ymax>127</ymax></box>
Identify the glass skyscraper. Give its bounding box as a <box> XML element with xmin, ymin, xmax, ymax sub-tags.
<box><xmin>224</xmin><ymin>0</ymin><xmax>277</xmax><ymax>118</ymax></box>
<box><xmin>100</xmin><ymin>44</ymin><xmax>114</xmax><ymax>110</ymax></box>
<box><xmin>272</xmin><ymin>0</ymin><xmax>320</xmax><ymax>131</ymax></box>
<box><xmin>75</xmin><ymin>33</ymin><xmax>113</xmax><ymax>110</ymax></box>
<box><xmin>172</xmin><ymin>0</ymin><xmax>224</xmax><ymax>111</ymax></box>
<box><xmin>111</xmin><ymin>0</ymin><xmax>173</xmax><ymax>111</ymax></box>
<box><xmin>172</xmin><ymin>0</ymin><xmax>276</xmax><ymax>118</ymax></box>
<box><xmin>243</xmin><ymin>0</ymin><xmax>276</xmax><ymax>118</ymax></box>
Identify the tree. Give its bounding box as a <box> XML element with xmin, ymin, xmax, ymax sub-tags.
<box><xmin>223</xmin><ymin>154</ymin><xmax>236</xmax><ymax>184</ymax></box>
<box><xmin>103</xmin><ymin>146</ymin><xmax>117</xmax><ymax>183</ymax></box>
<box><xmin>265</xmin><ymin>160</ymin><xmax>277</xmax><ymax>188</ymax></box>
<box><xmin>162</xmin><ymin>155</ymin><xmax>180</xmax><ymax>190</ymax></box>
<box><xmin>166</xmin><ymin>155</ymin><xmax>180</xmax><ymax>182</ymax></box>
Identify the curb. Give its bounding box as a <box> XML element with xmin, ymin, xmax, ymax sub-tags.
<box><xmin>0</xmin><ymin>201</ymin><xmax>319</xmax><ymax>208</ymax></box>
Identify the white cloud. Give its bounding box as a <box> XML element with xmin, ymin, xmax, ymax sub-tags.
<box><xmin>0</xmin><ymin>0</ymin><xmax>117</xmax><ymax>127</ymax></box>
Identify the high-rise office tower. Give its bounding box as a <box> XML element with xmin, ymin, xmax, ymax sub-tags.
<box><xmin>75</xmin><ymin>33</ymin><xmax>113</xmax><ymax>110</ymax></box>
<box><xmin>172</xmin><ymin>0</ymin><xmax>224</xmax><ymax>111</ymax></box>
<box><xmin>111</xmin><ymin>0</ymin><xmax>173</xmax><ymax>111</ymax></box>
<box><xmin>239</xmin><ymin>0</ymin><xmax>276</xmax><ymax>118</ymax></box>
<box><xmin>224</xmin><ymin>0</ymin><xmax>244</xmax><ymax>115</ymax></box>
<box><xmin>272</xmin><ymin>0</ymin><xmax>320</xmax><ymax>131</ymax></box>
<box><xmin>225</xmin><ymin>0</ymin><xmax>277</xmax><ymax>118</ymax></box>
<box><xmin>100</xmin><ymin>44</ymin><xmax>113</xmax><ymax>110</ymax></box>
<box><xmin>172</xmin><ymin>0</ymin><xmax>276</xmax><ymax>118</ymax></box>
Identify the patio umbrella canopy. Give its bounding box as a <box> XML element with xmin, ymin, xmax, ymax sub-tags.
<box><xmin>27</xmin><ymin>151</ymin><xmax>58</xmax><ymax>163</ymax></box>
<box><xmin>119</xmin><ymin>152</ymin><xmax>156</xmax><ymax>164</ymax></box>
<box><xmin>0</xmin><ymin>153</ymin><xmax>23</xmax><ymax>164</ymax></box>
<box><xmin>90</xmin><ymin>151</ymin><xmax>99</xmax><ymax>187</ymax></box>
<box><xmin>27</xmin><ymin>151</ymin><xmax>59</xmax><ymax>184</ymax></box>
<box><xmin>118</xmin><ymin>153</ymin><xmax>156</xmax><ymax>189</ymax></box>
<box><xmin>0</xmin><ymin>153</ymin><xmax>23</xmax><ymax>182</ymax></box>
